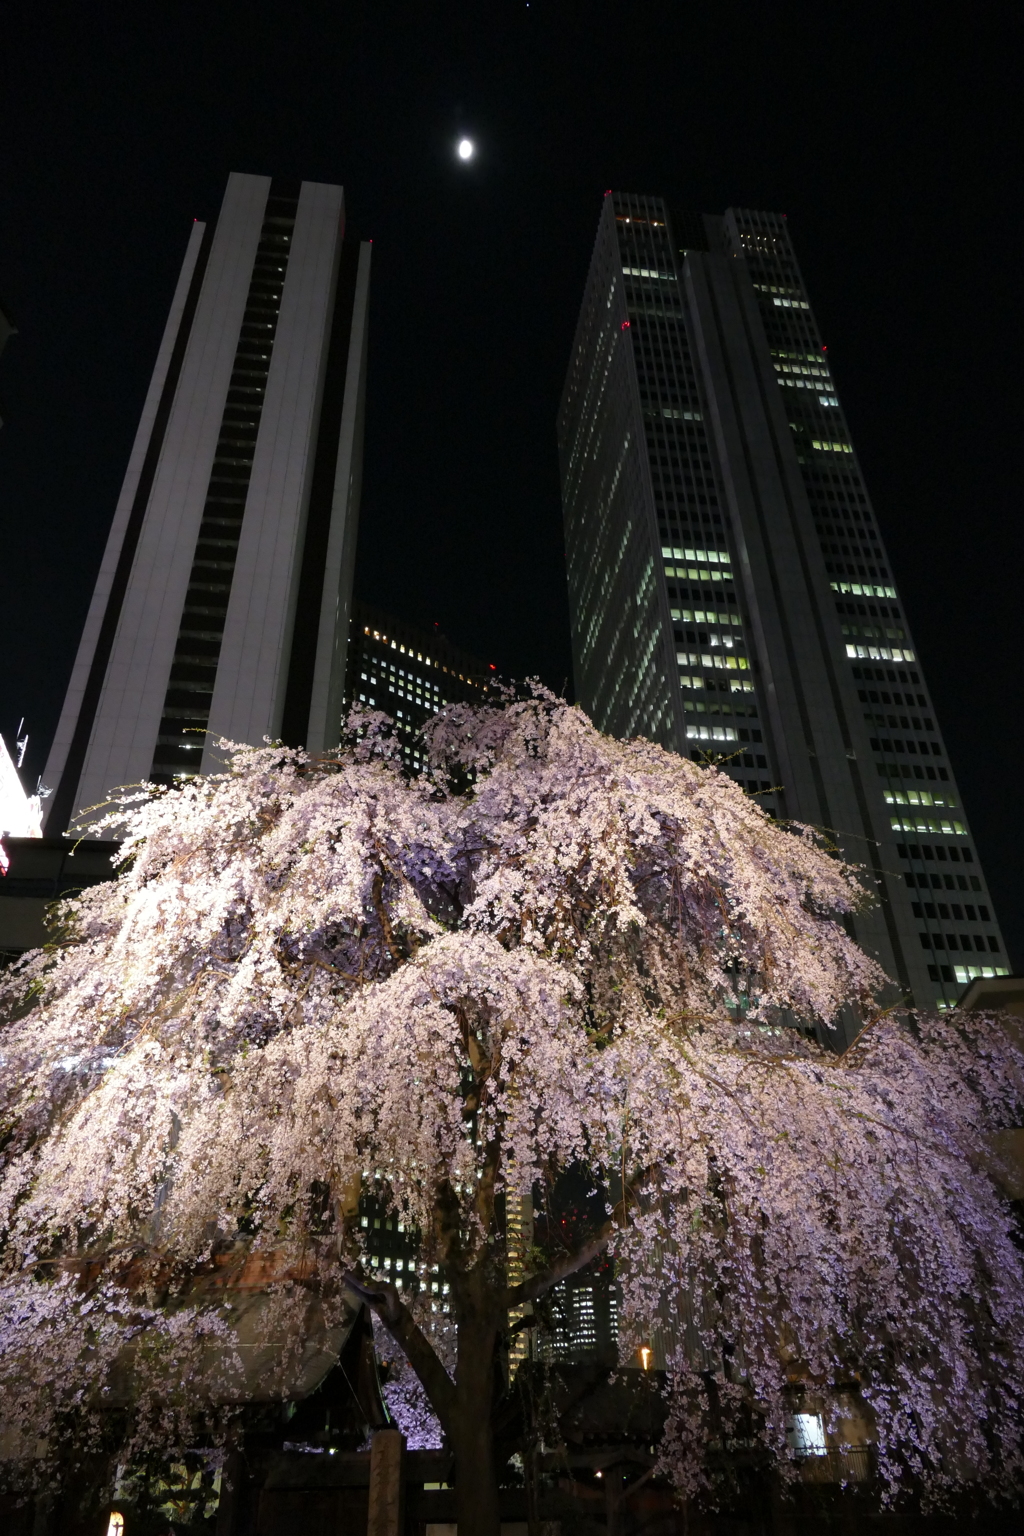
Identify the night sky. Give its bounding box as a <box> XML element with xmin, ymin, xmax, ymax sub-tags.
<box><xmin>2</xmin><ymin>4</ymin><xmax>1021</xmax><ymax>966</ymax></box>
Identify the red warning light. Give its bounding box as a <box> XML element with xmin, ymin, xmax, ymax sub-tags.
<box><xmin>489</xmin><ymin>663</ymin><xmax>496</xmax><ymax>671</ymax></box>
<box><xmin>621</xmin><ymin>320</ymin><xmax>630</xmax><ymax>330</ymax></box>
<box><xmin>822</xmin><ymin>344</ymin><xmax>828</xmax><ymax>352</ymax></box>
<box><xmin>604</xmin><ymin>189</ymin><xmax>612</xmax><ymax>196</ymax></box>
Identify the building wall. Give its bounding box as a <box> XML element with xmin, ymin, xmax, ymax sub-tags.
<box><xmin>559</xmin><ymin>194</ymin><xmax>1006</xmax><ymax>1015</ymax></box>
<box><xmin>94</xmin><ymin>173</ymin><xmax>268</xmax><ymax>799</ymax></box>
<box><xmin>42</xmin><ymin>216</ymin><xmax>212</xmax><ymax>826</ymax></box>
<box><xmin>204</xmin><ymin>181</ymin><xmax>345</xmax><ymax>758</ymax></box>
<box><xmin>44</xmin><ymin>172</ymin><xmax>370</xmax><ymax>829</ymax></box>
<box><xmin>304</xmin><ymin>242</ymin><xmax>371</xmax><ymax>754</ymax></box>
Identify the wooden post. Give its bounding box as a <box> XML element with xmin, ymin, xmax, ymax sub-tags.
<box><xmin>215</xmin><ymin>1447</ymin><xmax>247</xmax><ymax>1536</ymax></box>
<box><xmin>367</xmin><ymin>1428</ymin><xmax>405</xmax><ymax>1536</ymax></box>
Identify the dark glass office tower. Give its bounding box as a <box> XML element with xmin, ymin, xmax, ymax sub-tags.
<box><xmin>558</xmin><ymin>195</ymin><xmax>1006</xmax><ymax>1017</ymax></box>
<box><xmin>45</xmin><ymin>172</ymin><xmax>370</xmax><ymax>833</ymax></box>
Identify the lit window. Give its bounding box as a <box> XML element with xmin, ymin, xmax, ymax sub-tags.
<box><xmin>106</xmin><ymin>1517</ymin><xmax>126</xmax><ymax>1536</ymax></box>
<box><xmin>788</xmin><ymin>1414</ymin><xmax>827</xmax><ymax>1456</ymax></box>
<box><xmin>891</xmin><ymin>814</ymin><xmax>966</xmax><ymax>836</ymax></box>
<box><xmin>662</xmin><ymin>546</ymin><xmax>730</xmax><ymax>566</ymax></box>
<box><xmin>831</xmin><ymin>580</ymin><xmax>898</xmax><ymax>600</ymax></box>
<box><xmin>686</xmin><ymin>724</ymin><xmax>738</xmax><ymax>742</ymax></box>
<box><xmin>622</xmin><ymin>265</ymin><xmax>676</xmax><ymax>281</ymax></box>
<box><xmin>673</xmin><ymin>608</ymin><xmax>743</xmax><ymax>627</ymax></box>
<box><xmin>884</xmin><ymin>789</ymin><xmax>957</xmax><ymax>811</ymax></box>
<box><xmin>846</xmin><ymin>643</ymin><xmax>915</xmax><ymax>663</ymax></box>
<box><xmin>954</xmin><ymin>963</ymin><xmax>1010</xmax><ymax>984</ymax></box>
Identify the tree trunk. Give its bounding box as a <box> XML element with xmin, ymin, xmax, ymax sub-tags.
<box><xmin>350</xmin><ymin>1261</ymin><xmax>508</xmax><ymax>1533</ymax></box>
<box><xmin>449</xmin><ymin>1306</ymin><xmax>503</xmax><ymax>1536</ymax></box>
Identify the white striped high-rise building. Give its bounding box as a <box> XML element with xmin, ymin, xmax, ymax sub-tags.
<box><xmin>45</xmin><ymin>172</ymin><xmax>370</xmax><ymax>832</ymax></box>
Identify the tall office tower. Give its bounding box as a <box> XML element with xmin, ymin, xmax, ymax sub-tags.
<box><xmin>44</xmin><ymin>172</ymin><xmax>370</xmax><ymax>833</ymax></box>
<box><xmin>559</xmin><ymin>195</ymin><xmax>1006</xmax><ymax>1017</ymax></box>
<box><xmin>345</xmin><ymin>601</ymin><xmax>496</xmax><ymax>772</ymax></box>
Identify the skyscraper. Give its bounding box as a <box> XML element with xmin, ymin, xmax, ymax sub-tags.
<box><xmin>558</xmin><ymin>195</ymin><xmax>1006</xmax><ymax>1017</ymax></box>
<box><xmin>44</xmin><ymin>172</ymin><xmax>370</xmax><ymax>833</ymax></box>
<box><xmin>345</xmin><ymin>601</ymin><xmax>496</xmax><ymax>772</ymax></box>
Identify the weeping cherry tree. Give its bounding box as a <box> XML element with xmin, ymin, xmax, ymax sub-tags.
<box><xmin>1</xmin><ymin>694</ymin><xmax>1023</xmax><ymax>1533</ymax></box>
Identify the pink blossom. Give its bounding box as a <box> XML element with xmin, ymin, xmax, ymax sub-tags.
<box><xmin>0</xmin><ymin>694</ymin><xmax>1020</xmax><ymax>1511</ymax></box>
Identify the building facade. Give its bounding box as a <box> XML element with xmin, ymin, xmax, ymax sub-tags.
<box><xmin>345</xmin><ymin>601</ymin><xmax>496</xmax><ymax>771</ymax></box>
<box><xmin>558</xmin><ymin>195</ymin><xmax>1006</xmax><ymax>1016</ymax></box>
<box><xmin>44</xmin><ymin>172</ymin><xmax>370</xmax><ymax>833</ymax></box>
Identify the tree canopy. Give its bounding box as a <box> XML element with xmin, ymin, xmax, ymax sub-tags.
<box><xmin>1</xmin><ymin>696</ymin><xmax>1022</xmax><ymax>1531</ymax></box>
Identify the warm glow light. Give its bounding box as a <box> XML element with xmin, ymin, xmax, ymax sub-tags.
<box><xmin>639</xmin><ymin>1345</ymin><xmax>653</xmax><ymax>1371</ymax></box>
<box><xmin>457</xmin><ymin>138</ymin><xmax>474</xmax><ymax>160</ymax></box>
<box><xmin>106</xmin><ymin>1516</ymin><xmax>125</xmax><ymax>1536</ymax></box>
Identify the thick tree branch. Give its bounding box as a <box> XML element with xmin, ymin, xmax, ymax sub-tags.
<box><xmin>343</xmin><ymin>1271</ymin><xmax>457</xmax><ymax>1432</ymax></box>
<box><xmin>502</xmin><ymin>1223</ymin><xmax>613</xmax><ymax>1310</ymax></box>
<box><xmin>371</xmin><ymin>869</ymin><xmax>402</xmax><ymax>965</ymax></box>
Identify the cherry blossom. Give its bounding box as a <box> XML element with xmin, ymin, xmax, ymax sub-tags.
<box><xmin>0</xmin><ymin>694</ymin><xmax>1021</xmax><ymax>1533</ymax></box>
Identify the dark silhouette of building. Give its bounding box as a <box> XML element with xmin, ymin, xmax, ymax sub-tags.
<box><xmin>558</xmin><ymin>196</ymin><xmax>1005</xmax><ymax>1016</ymax></box>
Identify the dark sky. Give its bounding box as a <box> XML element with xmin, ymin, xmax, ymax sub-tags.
<box><xmin>2</xmin><ymin>3</ymin><xmax>1022</xmax><ymax>965</ymax></box>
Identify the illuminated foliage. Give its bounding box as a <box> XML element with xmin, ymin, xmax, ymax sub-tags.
<box><xmin>0</xmin><ymin>694</ymin><xmax>1021</xmax><ymax>1530</ymax></box>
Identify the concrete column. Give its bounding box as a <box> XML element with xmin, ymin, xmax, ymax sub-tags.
<box><xmin>367</xmin><ymin>1428</ymin><xmax>405</xmax><ymax>1536</ymax></box>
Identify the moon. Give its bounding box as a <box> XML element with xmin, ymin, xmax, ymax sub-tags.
<box><xmin>457</xmin><ymin>138</ymin><xmax>474</xmax><ymax>161</ymax></box>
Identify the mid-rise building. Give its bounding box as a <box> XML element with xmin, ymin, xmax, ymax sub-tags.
<box><xmin>558</xmin><ymin>196</ymin><xmax>1006</xmax><ymax>1017</ymax></box>
<box><xmin>345</xmin><ymin>601</ymin><xmax>496</xmax><ymax>771</ymax></box>
<box><xmin>44</xmin><ymin>172</ymin><xmax>370</xmax><ymax>833</ymax></box>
